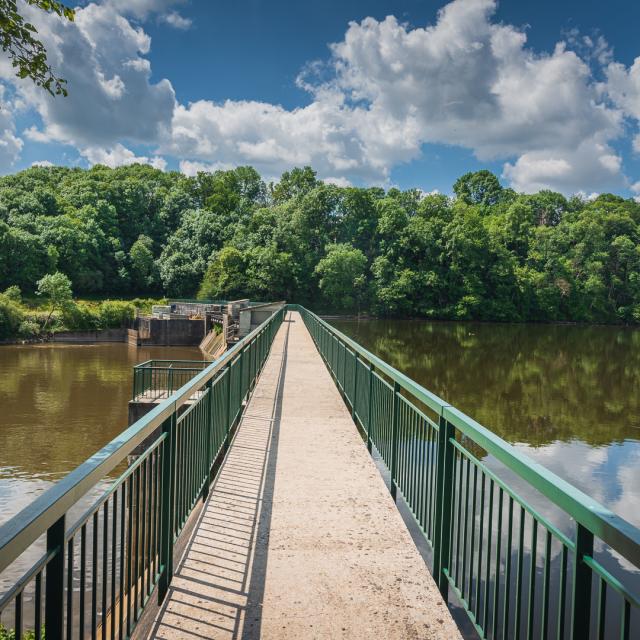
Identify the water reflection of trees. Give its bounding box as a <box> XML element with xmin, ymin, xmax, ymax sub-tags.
<box><xmin>0</xmin><ymin>344</ymin><xmax>199</xmax><ymax>480</ymax></box>
<box><xmin>333</xmin><ymin>320</ymin><xmax>640</xmax><ymax>447</ymax></box>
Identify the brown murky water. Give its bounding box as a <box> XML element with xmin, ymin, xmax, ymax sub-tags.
<box><xmin>0</xmin><ymin>342</ymin><xmax>203</xmax><ymax>525</ymax></box>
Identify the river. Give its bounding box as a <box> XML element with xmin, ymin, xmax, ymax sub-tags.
<box><xmin>330</xmin><ymin>318</ymin><xmax>640</xmax><ymax>527</ymax></box>
<box><xmin>1</xmin><ymin>323</ymin><xmax>638</xmax><ymax>635</ymax></box>
<box><xmin>331</xmin><ymin>318</ymin><xmax>640</xmax><ymax>637</ymax></box>
<box><xmin>0</xmin><ymin>342</ymin><xmax>203</xmax><ymax>526</ymax></box>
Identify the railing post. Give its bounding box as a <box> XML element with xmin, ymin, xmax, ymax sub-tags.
<box><xmin>331</xmin><ymin>334</ymin><xmax>335</xmax><ymax>375</ymax></box>
<box><xmin>433</xmin><ymin>413</ymin><xmax>455</xmax><ymax>598</ymax></box>
<box><xmin>341</xmin><ymin>343</ymin><xmax>347</xmax><ymax>392</ymax></box>
<box><xmin>167</xmin><ymin>367</ymin><xmax>174</xmax><ymax>396</ymax></box>
<box><xmin>238</xmin><ymin>346</ymin><xmax>245</xmax><ymax>407</ymax></box>
<box><xmin>390</xmin><ymin>381</ymin><xmax>400</xmax><ymax>501</ymax></box>
<box><xmin>44</xmin><ymin>515</ymin><xmax>65</xmax><ymax>640</ymax></box>
<box><xmin>203</xmin><ymin>378</ymin><xmax>214</xmax><ymax>500</ymax></box>
<box><xmin>158</xmin><ymin>409</ymin><xmax>177</xmax><ymax>603</ymax></box>
<box><xmin>351</xmin><ymin>352</ymin><xmax>358</xmax><ymax>421</ymax></box>
<box><xmin>249</xmin><ymin>339</ymin><xmax>255</xmax><ymax>390</ymax></box>
<box><xmin>224</xmin><ymin>364</ymin><xmax>232</xmax><ymax>449</ymax></box>
<box><xmin>571</xmin><ymin>524</ymin><xmax>594</xmax><ymax>639</ymax></box>
<box><xmin>366</xmin><ymin>362</ymin><xmax>374</xmax><ymax>453</ymax></box>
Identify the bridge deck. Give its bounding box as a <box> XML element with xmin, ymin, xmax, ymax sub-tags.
<box><xmin>152</xmin><ymin>311</ymin><xmax>459</xmax><ymax>639</ymax></box>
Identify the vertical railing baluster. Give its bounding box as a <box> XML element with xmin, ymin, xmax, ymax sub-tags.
<box><xmin>80</xmin><ymin>523</ymin><xmax>87</xmax><ymax>640</ymax></box>
<box><xmin>483</xmin><ymin>478</ymin><xmax>494</xmax><ymax>631</ymax></box>
<box><xmin>557</xmin><ymin>543</ymin><xmax>568</xmax><ymax>640</ymax></box>
<box><xmin>503</xmin><ymin>496</ymin><xmax>514</xmax><ymax>638</ymax></box>
<box><xmin>475</xmin><ymin>473</ymin><xmax>485</xmax><ymax>620</ymax></box>
<box><xmin>352</xmin><ymin>352</ymin><xmax>358</xmax><ymax>421</ymax></box>
<box><xmin>390</xmin><ymin>381</ymin><xmax>400</xmax><ymax>500</ymax></box>
<box><xmin>101</xmin><ymin>502</ymin><xmax>108</xmax><ymax>640</ymax></box>
<box><xmin>125</xmin><ymin>478</ymin><xmax>133</xmax><ymax>638</ymax></box>
<box><xmin>45</xmin><ymin>515</ymin><xmax>66</xmax><ymax>640</ymax></box>
<box><xmin>527</xmin><ymin>519</ymin><xmax>538</xmax><ymax>640</ymax></box>
<box><xmin>158</xmin><ymin>410</ymin><xmax>177</xmax><ymax>603</ymax></box>
<box><xmin>110</xmin><ymin>492</ymin><xmax>117</xmax><ymax>640</ymax></box>
<box><xmin>596</xmin><ymin>578</ymin><xmax>606</xmax><ymax>640</ymax></box>
<box><xmin>366</xmin><ymin>362</ymin><xmax>374</xmax><ymax>453</ymax></box>
<box><xmin>541</xmin><ymin>530</ymin><xmax>551</xmax><ymax>640</ymax></box>
<box><xmin>15</xmin><ymin>592</ymin><xmax>22</xmax><ymax>640</ymax></box>
<box><xmin>621</xmin><ymin>600</ymin><xmax>630</xmax><ymax>640</ymax></box>
<box><xmin>514</xmin><ymin>507</ymin><xmax>525</xmax><ymax>640</ymax></box>
<box><xmin>225</xmin><ymin>364</ymin><xmax>232</xmax><ymax>449</ymax></box>
<box><xmin>91</xmin><ymin>512</ymin><xmax>98</xmax><ymax>640</ymax></box>
<box><xmin>570</xmin><ymin>524</ymin><xmax>594</xmax><ymax>640</ymax></box>
<box><xmin>203</xmin><ymin>379</ymin><xmax>214</xmax><ymax>500</ymax></box>
<box><xmin>35</xmin><ymin>571</ymin><xmax>42</xmax><ymax>640</ymax></box>
<box><xmin>133</xmin><ymin>468</ymin><xmax>141</xmax><ymax>620</ymax></box>
<box><xmin>461</xmin><ymin>458</ymin><xmax>471</xmax><ymax>599</ymax></box>
<box><xmin>433</xmin><ymin>413</ymin><xmax>454</xmax><ymax>598</ymax></box>
<box><xmin>454</xmin><ymin>450</ymin><xmax>464</xmax><ymax>585</ymax></box>
<box><xmin>66</xmin><ymin>538</ymin><xmax>73</xmax><ymax>640</ymax></box>
<box><xmin>492</xmin><ymin>487</ymin><xmax>503</xmax><ymax>640</ymax></box>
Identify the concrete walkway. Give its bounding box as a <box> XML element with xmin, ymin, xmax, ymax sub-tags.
<box><xmin>151</xmin><ymin>312</ymin><xmax>460</xmax><ymax>639</ymax></box>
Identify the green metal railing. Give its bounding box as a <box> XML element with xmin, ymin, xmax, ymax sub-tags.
<box><xmin>0</xmin><ymin>306</ymin><xmax>285</xmax><ymax>640</ymax></box>
<box><xmin>298</xmin><ymin>306</ymin><xmax>640</xmax><ymax>640</ymax></box>
<box><xmin>131</xmin><ymin>360</ymin><xmax>211</xmax><ymax>400</ymax></box>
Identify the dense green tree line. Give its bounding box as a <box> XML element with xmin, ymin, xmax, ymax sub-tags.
<box><xmin>1</xmin><ymin>164</ymin><xmax>640</xmax><ymax>324</ymax></box>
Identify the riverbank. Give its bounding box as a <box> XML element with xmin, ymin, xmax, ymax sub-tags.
<box><xmin>0</xmin><ymin>328</ymin><xmax>129</xmax><ymax>345</ymax></box>
<box><xmin>0</xmin><ymin>287</ymin><xmax>166</xmax><ymax>342</ymax></box>
<box><xmin>320</xmin><ymin>311</ymin><xmax>640</xmax><ymax>327</ymax></box>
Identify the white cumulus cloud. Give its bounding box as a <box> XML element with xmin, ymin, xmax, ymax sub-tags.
<box><xmin>159</xmin><ymin>11</ymin><xmax>192</xmax><ymax>30</ymax></box>
<box><xmin>163</xmin><ymin>0</ymin><xmax>627</xmax><ymax>192</ymax></box>
<box><xmin>1</xmin><ymin>2</ymin><xmax>175</xmax><ymax>154</ymax></box>
<box><xmin>82</xmin><ymin>143</ymin><xmax>167</xmax><ymax>170</ymax></box>
<box><xmin>1</xmin><ymin>0</ymin><xmax>639</xmax><ymax>193</ymax></box>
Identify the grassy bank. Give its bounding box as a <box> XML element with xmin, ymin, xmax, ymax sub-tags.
<box><xmin>0</xmin><ymin>286</ymin><xmax>166</xmax><ymax>341</ymax></box>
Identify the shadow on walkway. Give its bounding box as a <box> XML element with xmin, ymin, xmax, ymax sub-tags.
<box><xmin>151</xmin><ymin>316</ymin><xmax>291</xmax><ymax>639</ymax></box>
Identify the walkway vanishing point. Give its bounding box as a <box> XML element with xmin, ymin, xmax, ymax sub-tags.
<box><xmin>152</xmin><ymin>311</ymin><xmax>460</xmax><ymax>639</ymax></box>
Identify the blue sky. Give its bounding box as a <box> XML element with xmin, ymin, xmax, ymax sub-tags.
<box><xmin>2</xmin><ymin>0</ymin><xmax>640</xmax><ymax>197</ymax></box>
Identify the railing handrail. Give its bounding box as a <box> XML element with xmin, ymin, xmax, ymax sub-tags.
<box><xmin>133</xmin><ymin>359</ymin><xmax>211</xmax><ymax>368</ymax></box>
<box><xmin>0</xmin><ymin>305</ymin><xmax>285</xmax><ymax>574</ymax></box>
<box><xmin>299</xmin><ymin>306</ymin><xmax>640</xmax><ymax>567</ymax></box>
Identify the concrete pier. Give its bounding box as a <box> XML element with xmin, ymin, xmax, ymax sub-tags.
<box><xmin>151</xmin><ymin>312</ymin><xmax>460</xmax><ymax>639</ymax></box>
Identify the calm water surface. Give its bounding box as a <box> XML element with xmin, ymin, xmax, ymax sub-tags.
<box><xmin>331</xmin><ymin>319</ymin><xmax>640</xmax><ymax>527</ymax></box>
<box><xmin>331</xmin><ymin>319</ymin><xmax>640</xmax><ymax>635</ymax></box>
<box><xmin>0</xmin><ymin>342</ymin><xmax>203</xmax><ymax>525</ymax></box>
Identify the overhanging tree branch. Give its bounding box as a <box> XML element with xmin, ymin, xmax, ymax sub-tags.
<box><xmin>0</xmin><ymin>0</ymin><xmax>74</xmax><ymax>96</ymax></box>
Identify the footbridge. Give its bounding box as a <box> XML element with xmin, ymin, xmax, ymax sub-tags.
<box><xmin>0</xmin><ymin>306</ymin><xmax>639</xmax><ymax>639</ymax></box>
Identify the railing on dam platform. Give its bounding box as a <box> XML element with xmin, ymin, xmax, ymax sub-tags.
<box><xmin>0</xmin><ymin>306</ymin><xmax>285</xmax><ymax>640</ymax></box>
<box><xmin>295</xmin><ymin>305</ymin><xmax>640</xmax><ymax>640</ymax></box>
<box><xmin>131</xmin><ymin>360</ymin><xmax>211</xmax><ymax>401</ymax></box>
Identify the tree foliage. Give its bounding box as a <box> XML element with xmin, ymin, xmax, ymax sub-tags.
<box><xmin>315</xmin><ymin>243</ymin><xmax>367</xmax><ymax>311</ymax></box>
<box><xmin>0</xmin><ymin>0</ymin><xmax>74</xmax><ymax>96</ymax></box>
<box><xmin>0</xmin><ymin>164</ymin><xmax>639</xmax><ymax>323</ymax></box>
<box><xmin>36</xmin><ymin>270</ymin><xmax>71</xmax><ymax>329</ymax></box>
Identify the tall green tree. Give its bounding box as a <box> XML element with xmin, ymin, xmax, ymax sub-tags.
<box><xmin>37</xmin><ymin>270</ymin><xmax>72</xmax><ymax>330</ymax></box>
<box><xmin>315</xmin><ymin>244</ymin><xmax>367</xmax><ymax>312</ymax></box>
